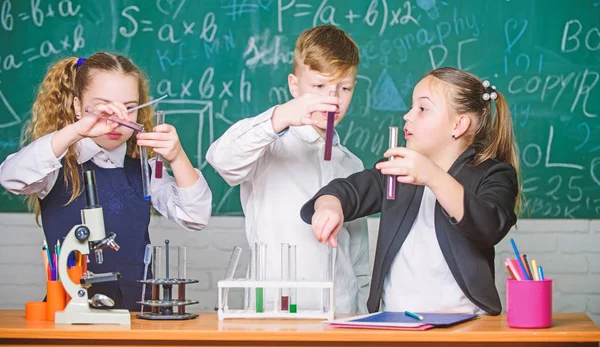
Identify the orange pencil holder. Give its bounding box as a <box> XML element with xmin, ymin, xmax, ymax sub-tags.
<box><xmin>25</xmin><ymin>302</ymin><xmax>47</xmax><ymax>321</ymax></box>
<box><xmin>65</xmin><ymin>266</ymin><xmax>83</xmax><ymax>303</ymax></box>
<box><xmin>46</xmin><ymin>280</ymin><xmax>66</xmax><ymax>322</ymax></box>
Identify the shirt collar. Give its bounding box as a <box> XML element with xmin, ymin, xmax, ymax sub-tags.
<box><xmin>76</xmin><ymin>138</ymin><xmax>127</xmax><ymax>167</ymax></box>
<box><xmin>292</xmin><ymin>125</ymin><xmax>340</xmax><ymax>145</ymax></box>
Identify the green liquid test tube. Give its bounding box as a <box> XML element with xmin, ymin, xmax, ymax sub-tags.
<box><xmin>255</xmin><ymin>242</ymin><xmax>267</xmax><ymax>313</ymax></box>
<box><xmin>289</xmin><ymin>244</ymin><xmax>297</xmax><ymax>313</ymax></box>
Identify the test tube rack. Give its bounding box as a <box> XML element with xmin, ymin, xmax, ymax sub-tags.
<box><xmin>136</xmin><ymin>278</ymin><xmax>199</xmax><ymax>320</ymax></box>
<box><xmin>217</xmin><ymin>279</ymin><xmax>335</xmax><ymax>321</ymax></box>
<box><xmin>136</xmin><ymin>240</ymin><xmax>199</xmax><ymax>320</ymax></box>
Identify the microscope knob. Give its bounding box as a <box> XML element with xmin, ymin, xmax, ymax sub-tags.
<box><xmin>75</xmin><ymin>226</ymin><xmax>90</xmax><ymax>241</ymax></box>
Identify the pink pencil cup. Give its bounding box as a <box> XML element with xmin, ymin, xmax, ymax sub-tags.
<box><xmin>506</xmin><ymin>278</ymin><xmax>553</xmax><ymax>328</ymax></box>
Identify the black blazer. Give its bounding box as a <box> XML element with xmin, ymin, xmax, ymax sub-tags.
<box><xmin>300</xmin><ymin>147</ymin><xmax>518</xmax><ymax>315</ymax></box>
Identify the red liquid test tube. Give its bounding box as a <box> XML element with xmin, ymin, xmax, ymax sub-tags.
<box><xmin>324</xmin><ymin>91</ymin><xmax>337</xmax><ymax>161</ymax></box>
<box><xmin>155</xmin><ymin>111</ymin><xmax>165</xmax><ymax>179</ymax></box>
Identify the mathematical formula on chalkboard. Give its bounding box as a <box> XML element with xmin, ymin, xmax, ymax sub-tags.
<box><xmin>0</xmin><ymin>0</ymin><xmax>598</xmax><ymax>218</ymax></box>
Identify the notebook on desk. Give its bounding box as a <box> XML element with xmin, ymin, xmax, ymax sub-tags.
<box><xmin>327</xmin><ymin>312</ymin><xmax>479</xmax><ymax>330</ymax></box>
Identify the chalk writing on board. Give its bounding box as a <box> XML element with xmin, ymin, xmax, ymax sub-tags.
<box><xmin>1</xmin><ymin>0</ymin><xmax>599</xmax><ymax>218</ymax></box>
<box><xmin>0</xmin><ymin>87</ymin><xmax>21</xmax><ymax>130</ymax></box>
<box><xmin>1</xmin><ymin>0</ymin><xmax>13</xmax><ymax>31</ymax></box>
<box><xmin>561</xmin><ymin>20</ymin><xmax>600</xmax><ymax>53</ymax></box>
<box><xmin>369</xmin><ymin>69</ymin><xmax>407</xmax><ymax>111</ymax></box>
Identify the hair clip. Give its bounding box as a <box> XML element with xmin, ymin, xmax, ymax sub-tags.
<box><xmin>482</xmin><ymin>80</ymin><xmax>497</xmax><ymax>101</ymax></box>
<box><xmin>76</xmin><ymin>57</ymin><xmax>87</xmax><ymax>67</ymax></box>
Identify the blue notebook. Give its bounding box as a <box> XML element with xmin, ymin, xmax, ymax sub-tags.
<box><xmin>329</xmin><ymin>312</ymin><xmax>478</xmax><ymax>329</ymax></box>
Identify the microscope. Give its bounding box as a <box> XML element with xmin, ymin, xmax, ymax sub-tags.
<box><xmin>54</xmin><ymin>170</ymin><xmax>131</xmax><ymax>325</ymax></box>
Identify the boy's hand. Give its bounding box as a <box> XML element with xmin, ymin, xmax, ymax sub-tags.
<box><xmin>311</xmin><ymin>195</ymin><xmax>344</xmax><ymax>247</ymax></box>
<box><xmin>271</xmin><ymin>93</ymin><xmax>340</xmax><ymax>133</ymax></box>
<box><xmin>136</xmin><ymin>124</ymin><xmax>184</xmax><ymax>163</ymax></box>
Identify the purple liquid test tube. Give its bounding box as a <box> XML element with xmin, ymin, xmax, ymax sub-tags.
<box><xmin>324</xmin><ymin>91</ymin><xmax>337</xmax><ymax>161</ymax></box>
<box><xmin>387</xmin><ymin>126</ymin><xmax>399</xmax><ymax>200</ymax></box>
<box><xmin>154</xmin><ymin>111</ymin><xmax>165</xmax><ymax>179</ymax></box>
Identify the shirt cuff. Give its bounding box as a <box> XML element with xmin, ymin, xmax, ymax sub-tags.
<box><xmin>252</xmin><ymin>106</ymin><xmax>281</xmax><ymax>140</ymax></box>
<box><xmin>35</xmin><ymin>132</ymin><xmax>64</xmax><ymax>173</ymax></box>
<box><xmin>173</xmin><ymin>169</ymin><xmax>210</xmax><ymax>203</ymax></box>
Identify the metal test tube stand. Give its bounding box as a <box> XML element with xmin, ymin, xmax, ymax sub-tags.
<box><xmin>137</xmin><ymin>240</ymin><xmax>199</xmax><ymax>320</ymax></box>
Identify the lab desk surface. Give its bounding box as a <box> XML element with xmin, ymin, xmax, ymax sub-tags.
<box><xmin>0</xmin><ymin>311</ymin><xmax>599</xmax><ymax>347</ymax></box>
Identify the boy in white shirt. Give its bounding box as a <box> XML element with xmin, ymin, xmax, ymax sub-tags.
<box><xmin>207</xmin><ymin>25</ymin><xmax>369</xmax><ymax>314</ymax></box>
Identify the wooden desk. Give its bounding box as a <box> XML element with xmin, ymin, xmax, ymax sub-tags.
<box><xmin>0</xmin><ymin>311</ymin><xmax>599</xmax><ymax>347</ymax></box>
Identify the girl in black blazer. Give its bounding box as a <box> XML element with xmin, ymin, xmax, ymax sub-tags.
<box><xmin>301</xmin><ymin>67</ymin><xmax>520</xmax><ymax>315</ymax></box>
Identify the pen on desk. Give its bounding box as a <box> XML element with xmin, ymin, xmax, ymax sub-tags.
<box><xmin>510</xmin><ymin>238</ymin><xmax>530</xmax><ymax>280</ymax></box>
<box><xmin>405</xmin><ymin>310</ymin><xmax>424</xmax><ymax>320</ymax></box>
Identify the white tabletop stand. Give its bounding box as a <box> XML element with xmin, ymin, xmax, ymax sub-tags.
<box><xmin>217</xmin><ymin>279</ymin><xmax>335</xmax><ymax>321</ymax></box>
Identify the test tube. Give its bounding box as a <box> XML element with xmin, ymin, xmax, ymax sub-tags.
<box><xmin>222</xmin><ymin>246</ymin><xmax>242</xmax><ymax>310</ymax></box>
<box><xmin>140</xmin><ymin>143</ymin><xmax>151</xmax><ymax>201</ymax></box>
<box><xmin>154</xmin><ymin>111</ymin><xmax>165</xmax><ymax>179</ymax></box>
<box><xmin>289</xmin><ymin>245</ymin><xmax>297</xmax><ymax>313</ymax></box>
<box><xmin>152</xmin><ymin>246</ymin><xmax>162</xmax><ymax>280</ymax></box>
<box><xmin>177</xmin><ymin>246</ymin><xmax>186</xmax><ymax>314</ymax></box>
<box><xmin>324</xmin><ymin>90</ymin><xmax>337</xmax><ymax>161</ymax></box>
<box><xmin>280</xmin><ymin>243</ymin><xmax>290</xmax><ymax>311</ymax></box>
<box><xmin>177</xmin><ymin>246</ymin><xmax>186</xmax><ymax>279</ymax></box>
<box><xmin>84</xmin><ymin>106</ymin><xmax>145</xmax><ymax>132</ymax></box>
<box><xmin>152</xmin><ymin>246</ymin><xmax>162</xmax><ymax>314</ymax></box>
<box><xmin>322</xmin><ymin>245</ymin><xmax>333</xmax><ymax>313</ymax></box>
<box><xmin>244</xmin><ymin>246</ymin><xmax>254</xmax><ymax>311</ymax></box>
<box><xmin>165</xmin><ymin>240</ymin><xmax>170</xmax><ymax>279</ymax></box>
<box><xmin>387</xmin><ymin>126</ymin><xmax>399</xmax><ymax>200</ymax></box>
<box><xmin>255</xmin><ymin>242</ymin><xmax>267</xmax><ymax>313</ymax></box>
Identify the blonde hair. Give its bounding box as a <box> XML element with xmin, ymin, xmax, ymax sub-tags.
<box><xmin>426</xmin><ymin>67</ymin><xmax>521</xmax><ymax>212</ymax></box>
<box><xmin>24</xmin><ymin>52</ymin><xmax>154</xmax><ymax>223</ymax></box>
<box><xmin>294</xmin><ymin>25</ymin><xmax>359</xmax><ymax>79</ymax></box>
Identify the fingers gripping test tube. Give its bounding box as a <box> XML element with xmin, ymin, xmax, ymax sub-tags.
<box><xmin>84</xmin><ymin>106</ymin><xmax>145</xmax><ymax>132</ymax></box>
<box><xmin>289</xmin><ymin>245</ymin><xmax>297</xmax><ymax>313</ymax></box>
<box><xmin>387</xmin><ymin>126</ymin><xmax>399</xmax><ymax>200</ymax></box>
<box><xmin>154</xmin><ymin>111</ymin><xmax>165</xmax><ymax>179</ymax></box>
<box><xmin>324</xmin><ymin>90</ymin><xmax>338</xmax><ymax>161</ymax></box>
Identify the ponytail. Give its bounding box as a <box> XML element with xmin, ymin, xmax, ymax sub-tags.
<box><xmin>476</xmin><ymin>91</ymin><xmax>522</xmax><ymax>213</ymax></box>
<box><xmin>25</xmin><ymin>57</ymin><xmax>81</xmax><ymax>225</ymax></box>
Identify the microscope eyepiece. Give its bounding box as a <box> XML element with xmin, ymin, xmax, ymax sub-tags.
<box><xmin>83</xmin><ymin>170</ymin><xmax>100</xmax><ymax>208</ymax></box>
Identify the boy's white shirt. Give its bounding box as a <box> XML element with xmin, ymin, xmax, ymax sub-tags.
<box><xmin>0</xmin><ymin>132</ymin><xmax>212</xmax><ymax>231</ymax></box>
<box><xmin>207</xmin><ymin>106</ymin><xmax>370</xmax><ymax>314</ymax></box>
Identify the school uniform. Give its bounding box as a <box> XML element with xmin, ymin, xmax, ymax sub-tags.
<box><xmin>206</xmin><ymin>106</ymin><xmax>370</xmax><ymax>314</ymax></box>
<box><xmin>0</xmin><ymin>133</ymin><xmax>212</xmax><ymax>311</ymax></box>
<box><xmin>301</xmin><ymin>147</ymin><xmax>518</xmax><ymax>315</ymax></box>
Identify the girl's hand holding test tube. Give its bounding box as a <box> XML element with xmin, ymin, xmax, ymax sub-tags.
<box><xmin>136</xmin><ymin>123</ymin><xmax>184</xmax><ymax>163</ymax></box>
<box><xmin>77</xmin><ymin>102</ymin><xmax>133</xmax><ymax>137</ymax></box>
<box><xmin>375</xmin><ymin>147</ymin><xmax>442</xmax><ymax>186</ymax></box>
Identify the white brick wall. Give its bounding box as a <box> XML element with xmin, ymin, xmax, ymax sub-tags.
<box><xmin>0</xmin><ymin>213</ymin><xmax>598</xmax><ymax>325</ymax></box>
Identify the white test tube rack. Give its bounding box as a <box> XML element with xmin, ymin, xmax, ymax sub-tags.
<box><xmin>217</xmin><ymin>279</ymin><xmax>335</xmax><ymax>320</ymax></box>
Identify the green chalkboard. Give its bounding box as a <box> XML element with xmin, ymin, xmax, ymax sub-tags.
<box><xmin>0</xmin><ymin>0</ymin><xmax>599</xmax><ymax>218</ymax></box>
